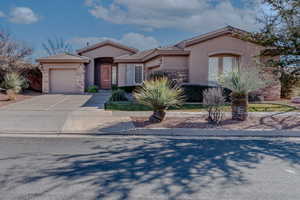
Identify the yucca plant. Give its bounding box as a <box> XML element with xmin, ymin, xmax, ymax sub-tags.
<box><xmin>1</xmin><ymin>72</ymin><xmax>28</xmax><ymax>100</ymax></box>
<box><xmin>218</xmin><ymin>68</ymin><xmax>267</xmax><ymax>121</ymax></box>
<box><xmin>134</xmin><ymin>78</ymin><xmax>185</xmax><ymax>123</ymax></box>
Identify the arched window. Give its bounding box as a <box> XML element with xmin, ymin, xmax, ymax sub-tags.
<box><xmin>208</xmin><ymin>55</ymin><xmax>240</xmax><ymax>82</ymax></box>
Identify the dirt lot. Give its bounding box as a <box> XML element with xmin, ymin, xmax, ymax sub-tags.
<box><xmin>132</xmin><ymin>113</ymin><xmax>300</xmax><ymax>130</ymax></box>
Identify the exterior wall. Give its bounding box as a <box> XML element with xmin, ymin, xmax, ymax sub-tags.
<box><xmin>117</xmin><ymin>63</ymin><xmax>127</xmax><ymax>87</ymax></box>
<box><xmin>40</xmin><ymin>63</ymin><xmax>85</xmax><ymax>94</ymax></box>
<box><xmin>161</xmin><ymin>56</ymin><xmax>189</xmax><ymax>83</ymax></box>
<box><xmin>145</xmin><ymin>57</ymin><xmax>162</xmax><ymax>68</ymax></box>
<box><xmin>79</xmin><ymin>45</ymin><xmax>134</xmax><ymax>87</ymax></box>
<box><xmin>185</xmin><ymin>35</ymin><xmax>264</xmax><ymax>84</ymax></box>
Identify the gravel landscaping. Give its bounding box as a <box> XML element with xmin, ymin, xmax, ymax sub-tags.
<box><xmin>132</xmin><ymin>113</ymin><xmax>300</xmax><ymax>130</ymax></box>
<box><xmin>0</xmin><ymin>90</ymin><xmax>41</xmax><ymax>108</ymax></box>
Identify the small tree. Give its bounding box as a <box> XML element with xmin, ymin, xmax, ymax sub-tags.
<box><xmin>42</xmin><ymin>37</ymin><xmax>73</xmax><ymax>56</ymax></box>
<box><xmin>203</xmin><ymin>87</ymin><xmax>226</xmax><ymax>125</ymax></box>
<box><xmin>0</xmin><ymin>29</ymin><xmax>33</xmax><ymax>75</ymax></box>
<box><xmin>242</xmin><ymin>0</ymin><xmax>300</xmax><ymax>98</ymax></box>
<box><xmin>134</xmin><ymin>78</ymin><xmax>185</xmax><ymax>123</ymax></box>
<box><xmin>219</xmin><ymin>68</ymin><xmax>267</xmax><ymax>121</ymax></box>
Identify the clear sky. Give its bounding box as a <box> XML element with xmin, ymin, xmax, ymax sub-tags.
<box><xmin>0</xmin><ymin>0</ymin><xmax>262</xmax><ymax>59</ymax></box>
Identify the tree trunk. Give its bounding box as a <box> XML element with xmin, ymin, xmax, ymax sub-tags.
<box><xmin>231</xmin><ymin>92</ymin><xmax>248</xmax><ymax>121</ymax></box>
<box><xmin>149</xmin><ymin>110</ymin><xmax>166</xmax><ymax>123</ymax></box>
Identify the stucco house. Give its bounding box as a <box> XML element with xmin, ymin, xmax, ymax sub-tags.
<box><xmin>36</xmin><ymin>26</ymin><xmax>281</xmax><ymax>100</ymax></box>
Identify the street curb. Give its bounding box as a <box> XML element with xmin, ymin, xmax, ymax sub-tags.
<box><xmin>0</xmin><ymin>128</ymin><xmax>300</xmax><ymax>138</ymax></box>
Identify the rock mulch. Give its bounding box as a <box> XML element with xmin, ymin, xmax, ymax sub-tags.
<box><xmin>0</xmin><ymin>90</ymin><xmax>41</xmax><ymax>108</ymax></box>
<box><xmin>132</xmin><ymin>113</ymin><xmax>300</xmax><ymax>130</ymax></box>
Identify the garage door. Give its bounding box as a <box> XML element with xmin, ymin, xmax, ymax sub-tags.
<box><xmin>50</xmin><ymin>69</ymin><xmax>77</xmax><ymax>93</ymax></box>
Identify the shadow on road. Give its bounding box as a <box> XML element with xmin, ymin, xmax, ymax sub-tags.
<box><xmin>4</xmin><ymin>138</ymin><xmax>300</xmax><ymax>199</ymax></box>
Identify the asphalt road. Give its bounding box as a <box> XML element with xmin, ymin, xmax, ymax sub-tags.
<box><xmin>0</xmin><ymin>136</ymin><xmax>300</xmax><ymax>200</ymax></box>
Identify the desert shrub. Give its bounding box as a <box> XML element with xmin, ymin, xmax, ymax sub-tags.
<box><xmin>203</xmin><ymin>88</ymin><xmax>226</xmax><ymax>125</ymax></box>
<box><xmin>109</xmin><ymin>89</ymin><xmax>128</xmax><ymax>102</ymax></box>
<box><xmin>182</xmin><ymin>84</ymin><xmax>231</xmax><ymax>102</ymax></box>
<box><xmin>1</xmin><ymin>72</ymin><xmax>28</xmax><ymax>93</ymax></box>
<box><xmin>86</xmin><ymin>85</ymin><xmax>98</xmax><ymax>93</ymax></box>
<box><xmin>134</xmin><ymin>78</ymin><xmax>185</xmax><ymax>123</ymax></box>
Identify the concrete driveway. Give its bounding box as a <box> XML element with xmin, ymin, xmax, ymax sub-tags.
<box><xmin>0</xmin><ymin>91</ymin><xmax>134</xmax><ymax>134</ymax></box>
<box><xmin>0</xmin><ymin>93</ymin><xmax>105</xmax><ymax>111</ymax></box>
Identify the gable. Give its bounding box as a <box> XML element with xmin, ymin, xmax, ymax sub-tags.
<box><xmin>79</xmin><ymin>44</ymin><xmax>136</xmax><ymax>59</ymax></box>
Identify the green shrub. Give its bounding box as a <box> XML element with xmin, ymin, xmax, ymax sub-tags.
<box><xmin>109</xmin><ymin>89</ymin><xmax>128</xmax><ymax>102</ymax></box>
<box><xmin>111</xmin><ymin>85</ymin><xmax>118</xmax><ymax>91</ymax></box>
<box><xmin>134</xmin><ymin>78</ymin><xmax>185</xmax><ymax>122</ymax></box>
<box><xmin>118</xmin><ymin>86</ymin><xmax>140</xmax><ymax>93</ymax></box>
<box><xmin>182</xmin><ymin>84</ymin><xmax>231</xmax><ymax>102</ymax></box>
<box><xmin>86</xmin><ymin>85</ymin><xmax>98</xmax><ymax>93</ymax></box>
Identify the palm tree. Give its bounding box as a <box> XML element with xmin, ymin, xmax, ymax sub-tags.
<box><xmin>134</xmin><ymin>78</ymin><xmax>185</xmax><ymax>123</ymax></box>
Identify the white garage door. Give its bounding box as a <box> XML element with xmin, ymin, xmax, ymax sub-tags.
<box><xmin>50</xmin><ymin>69</ymin><xmax>77</xmax><ymax>93</ymax></box>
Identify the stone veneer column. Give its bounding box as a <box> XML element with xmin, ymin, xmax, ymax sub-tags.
<box><xmin>76</xmin><ymin>64</ymin><xmax>85</xmax><ymax>94</ymax></box>
<box><xmin>40</xmin><ymin>65</ymin><xmax>50</xmax><ymax>94</ymax></box>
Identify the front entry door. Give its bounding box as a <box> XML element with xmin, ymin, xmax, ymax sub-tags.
<box><xmin>100</xmin><ymin>64</ymin><xmax>112</xmax><ymax>89</ymax></box>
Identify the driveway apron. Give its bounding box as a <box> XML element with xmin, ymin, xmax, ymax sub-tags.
<box><xmin>0</xmin><ymin>91</ymin><xmax>135</xmax><ymax>134</ymax></box>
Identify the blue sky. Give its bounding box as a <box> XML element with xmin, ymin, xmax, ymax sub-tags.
<box><xmin>0</xmin><ymin>0</ymin><xmax>262</xmax><ymax>59</ymax></box>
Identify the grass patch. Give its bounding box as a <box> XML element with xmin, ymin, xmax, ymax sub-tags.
<box><xmin>105</xmin><ymin>101</ymin><xmax>297</xmax><ymax>112</ymax></box>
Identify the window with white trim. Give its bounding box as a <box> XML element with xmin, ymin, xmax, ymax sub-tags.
<box><xmin>208</xmin><ymin>55</ymin><xmax>240</xmax><ymax>82</ymax></box>
<box><xmin>125</xmin><ymin>64</ymin><xmax>144</xmax><ymax>85</ymax></box>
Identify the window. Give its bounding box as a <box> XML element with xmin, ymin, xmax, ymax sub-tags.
<box><xmin>208</xmin><ymin>55</ymin><xmax>239</xmax><ymax>82</ymax></box>
<box><xmin>112</xmin><ymin>66</ymin><xmax>117</xmax><ymax>85</ymax></box>
<box><xmin>125</xmin><ymin>64</ymin><xmax>144</xmax><ymax>85</ymax></box>
<box><xmin>135</xmin><ymin>65</ymin><xmax>144</xmax><ymax>84</ymax></box>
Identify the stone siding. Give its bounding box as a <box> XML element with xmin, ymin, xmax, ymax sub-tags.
<box><xmin>257</xmin><ymin>67</ymin><xmax>281</xmax><ymax>101</ymax></box>
<box><xmin>162</xmin><ymin>69</ymin><xmax>189</xmax><ymax>83</ymax></box>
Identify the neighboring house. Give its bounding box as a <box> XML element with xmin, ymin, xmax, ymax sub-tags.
<box><xmin>36</xmin><ymin>26</ymin><xmax>281</xmax><ymax>100</ymax></box>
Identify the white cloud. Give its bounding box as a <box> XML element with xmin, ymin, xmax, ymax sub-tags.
<box><xmin>85</xmin><ymin>0</ymin><xmax>261</xmax><ymax>33</ymax></box>
<box><xmin>10</xmin><ymin>7</ymin><xmax>39</xmax><ymax>24</ymax></box>
<box><xmin>0</xmin><ymin>11</ymin><xmax>5</xmax><ymax>18</ymax></box>
<box><xmin>71</xmin><ymin>33</ymin><xmax>160</xmax><ymax>50</ymax></box>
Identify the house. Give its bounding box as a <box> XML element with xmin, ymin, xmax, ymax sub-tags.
<box><xmin>36</xmin><ymin>26</ymin><xmax>281</xmax><ymax>100</ymax></box>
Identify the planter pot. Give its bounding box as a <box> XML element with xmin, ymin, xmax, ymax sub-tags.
<box><xmin>231</xmin><ymin>93</ymin><xmax>248</xmax><ymax>121</ymax></box>
<box><xmin>149</xmin><ymin>110</ymin><xmax>166</xmax><ymax>123</ymax></box>
<box><xmin>6</xmin><ymin>89</ymin><xmax>17</xmax><ymax>101</ymax></box>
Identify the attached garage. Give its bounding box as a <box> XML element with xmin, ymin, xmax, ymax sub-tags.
<box><xmin>50</xmin><ymin>69</ymin><xmax>77</xmax><ymax>93</ymax></box>
<box><xmin>37</xmin><ymin>53</ymin><xmax>90</xmax><ymax>94</ymax></box>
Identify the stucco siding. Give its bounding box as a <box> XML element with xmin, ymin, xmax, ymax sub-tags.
<box><xmin>145</xmin><ymin>57</ymin><xmax>162</xmax><ymax>68</ymax></box>
<box><xmin>186</xmin><ymin>35</ymin><xmax>264</xmax><ymax>84</ymax></box>
<box><xmin>80</xmin><ymin>45</ymin><xmax>133</xmax><ymax>87</ymax></box>
<box><xmin>118</xmin><ymin>63</ymin><xmax>127</xmax><ymax>87</ymax></box>
<box><xmin>161</xmin><ymin>56</ymin><xmax>188</xmax><ymax>70</ymax></box>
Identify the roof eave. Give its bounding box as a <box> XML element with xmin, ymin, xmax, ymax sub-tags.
<box><xmin>36</xmin><ymin>59</ymin><xmax>90</xmax><ymax>63</ymax></box>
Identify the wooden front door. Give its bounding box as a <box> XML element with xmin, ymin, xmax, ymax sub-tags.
<box><xmin>100</xmin><ymin>64</ymin><xmax>112</xmax><ymax>89</ymax></box>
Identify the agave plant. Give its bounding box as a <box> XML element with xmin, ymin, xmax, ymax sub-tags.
<box><xmin>218</xmin><ymin>68</ymin><xmax>267</xmax><ymax>121</ymax></box>
<box><xmin>1</xmin><ymin>72</ymin><xmax>28</xmax><ymax>100</ymax></box>
<box><xmin>134</xmin><ymin>78</ymin><xmax>185</xmax><ymax>123</ymax></box>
